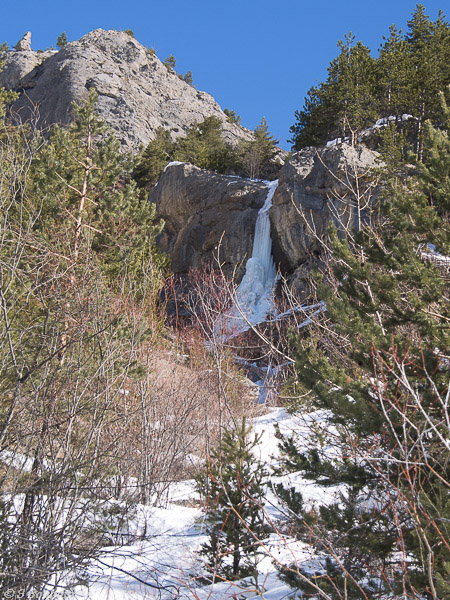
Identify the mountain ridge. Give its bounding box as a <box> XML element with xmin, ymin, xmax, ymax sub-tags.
<box><xmin>0</xmin><ymin>29</ymin><xmax>252</xmax><ymax>150</ymax></box>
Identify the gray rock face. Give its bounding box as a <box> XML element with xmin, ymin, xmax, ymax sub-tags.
<box><xmin>149</xmin><ymin>144</ymin><xmax>380</xmax><ymax>297</ymax></box>
<box><xmin>0</xmin><ymin>49</ymin><xmax>56</xmax><ymax>92</ymax></box>
<box><xmin>15</xmin><ymin>32</ymin><xmax>32</xmax><ymax>52</ymax></box>
<box><xmin>0</xmin><ymin>29</ymin><xmax>250</xmax><ymax>151</ymax></box>
<box><xmin>149</xmin><ymin>162</ymin><xmax>269</xmax><ymax>276</ymax></box>
<box><xmin>270</xmin><ymin>143</ymin><xmax>380</xmax><ymax>294</ymax></box>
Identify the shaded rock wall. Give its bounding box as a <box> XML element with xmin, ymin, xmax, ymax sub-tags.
<box><xmin>271</xmin><ymin>144</ymin><xmax>380</xmax><ymax>295</ymax></box>
<box><xmin>151</xmin><ymin>144</ymin><xmax>381</xmax><ymax>299</ymax></box>
<box><xmin>149</xmin><ymin>163</ymin><xmax>269</xmax><ymax>277</ymax></box>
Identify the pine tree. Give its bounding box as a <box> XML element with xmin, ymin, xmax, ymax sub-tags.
<box><xmin>56</xmin><ymin>32</ymin><xmax>68</xmax><ymax>48</ymax></box>
<box><xmin>329</xmin><ymin>34</ymin><xmax>377</xmax><ymax>144</ymax></box>
<box><xmin>0</xmin><ymin>91</ymin><xmax>163</xmax><ymax>594</ymax></box>
<box><xmin>195</xmin><ymin>419</ymin><xmax>268</xmax><ymax>581</ymax></box>
<box><xmin>239</xmin><ymin>117</ymin><xmax>279</xmax><ymax>179</ymax></box>
<box><xmin>406</xmin><ymin>4</ymin><xmax>446</xmax><ymax>159</ymax></box>
<box><xmin>174</xmin><ymin>116</ymin><xmax>240</xmax><ymax>174</ymax></box>
<box><xmin>182</xmin><ymin>70</ymin><xmax>193</xmax><ymax>85</ymax></box>
<box><xmin>133</xmin><ymin>127</ymin><xmax>175</xmax><ymax>190</ymax></box>
<box><xmin>224</xmin><ymin>108</ymin><xmax>241</xmax><ymax>125</ymax></box>
<box><xmin>0</xmin><ymin>47</ymin><xmax>18</xmax><ymax>118</ymax></box>
<box><xmin>377</xmin><ymin>25</ymin><xmax>412</xmax><ymax>123</ymax></box>
<box><xmin>289</xmin><ymin>84</ymin><xmax>334</xmax><ymax>149</ymax></box>
<box><xmin>279</xmin><ymin>95</ymin><xmax>450</xmax><ymax>596</ymax></box>
<box><xmin>163</xmin><ymin>54</ymin><xmax>176</xmax><ymax>70</ymax></box>
<box><xmin>289</xmin><ymin>6</ymin><xmax>450</xmax><ymax>152</ymax></box>
<box><xmin>290</xmin><ymin>34</ymin><xmax>377</xmax><ymax>149</ymax></box>
<box><xmin>32</xmin><ymin>88</ymin><xmax>166</xmax><ymax>289</ymax></box>
<box><xmin>133</xmin><ymin>117</ymin><xmax>242</xmax><ymax>186</ymax></box>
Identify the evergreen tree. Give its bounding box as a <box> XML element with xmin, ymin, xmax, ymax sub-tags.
<box><xmin>195</xmin><ymin>419</ymin><xmax>268</xmax><ymax>581</ymax></box>
<box><xmin>0</xmin><ymin>92</ymin><xmax>164</xmax><ymax>594</ymax></box>
<box><xmin>133</xmin><ymin>127</ymin><xmax>175</xmax><ymax>190</ymax></box>
<box><xmin>329</xmin><ymin>34</ymin><xmax>378</xmax><ymax>144</ymax></box>
<box><xmin>279</xmin><ymin>96</ymin><xmax>450</xmax><ymax>596</ymax></box>
<box><xmin>163</xmin><ymin>54</ymin><xmax>176</xmax><ymax>70</ymax></box>
<box><xmin>239</xmin><ymin>117</ymin><xmax>279</xmax><ymax>179</ymax></box>
<box><xmin>376</xmin><ymin>25</ymin><xmax>412</xmax><ymax>121</ymax></box>
<box><xmin>32</xmin><ymin>88</ymin><xmax>166</xmax><ymax>288</ymax></box>
<box><xmin>0</xmin><ymin>47</ymin><xmax>18</xmax><ymax>118</ymax></box>
<box><xmin>224</xmin><ymin>108</ymin><xmax>241</xmax><ymax>125</ymax></box>
<box><xmin>290</xmin><ymin>34</ymin><xmax>377</xmax><ymax>149</ymax></box>
<box><xmin>406</xmin><ymin>5</ymin><xmax>450</xmax><ymax>158</ymax></box>
<box><xmin>174</xmin><ymin>116</ymin><xmax>241</xmax><ymax>174</ymax></box>
<box><xmin>289</xmin><ymin>84</ymin><xmax>334</xmax><ymax>149</ymax></box>
<box><xmin>132</xmin><ymin>117</ymin><xmax>242</xmax><ymax>188</ymax></box>
<box><xmin>289</xmin><ymin>6</ymin><xmax>450</xmax><ymax>152</ymax></box>
<box><xmin>56</xmin><ymin>32</ymin><xmax>68</xmax><ymax>48</ymax></box>
<box><xmin>182</xmin><ymin>70</ymin><xmax>193</xmax><ymax>85</ymax></box>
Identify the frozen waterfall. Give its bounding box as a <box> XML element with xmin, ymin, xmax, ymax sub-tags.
<box><xmin>216</xmin><ymin>180</ymin><xmax>279</xmax><ymax>339</ymax></box>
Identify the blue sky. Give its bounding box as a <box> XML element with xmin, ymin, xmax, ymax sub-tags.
<box><xmin>2</xmin><ymin>0</ymin><xmax>449</xmax><ymax>149</ymax></box>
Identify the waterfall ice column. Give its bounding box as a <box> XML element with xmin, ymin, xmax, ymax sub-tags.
<box><xmin>217</xmin><ymin>180</ymin><xmax>279</xmax><ymax>339</ymax></box>
<box><xmin>251</xmin><ymin>180</ymin><xmax>278</xmax><ymax>286</ymax></box>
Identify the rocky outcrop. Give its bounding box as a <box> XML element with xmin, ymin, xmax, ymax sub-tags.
<box><xmin>15</xmin><ymin>32</ymin><xmax>32</xmax><ymax>52</ymax></box>
<box><xmin>150</xmin><ymin>162</ymin><xmax>269</xmax><ymax>276</ymax></box>
<box><xmin>270</xmin><ymin>143</ymin><xmax>381</xmax><ymax>294</ymax></box>
<box><xmin>149</xmin><ymin>144</ymin><xmax>381</xmax><ymax>299</ymax></box>
<box><xmin>0</xmin><ymin>43</ymin><xmax>56</xmax><ymax>92</ymax></box>
<box><xmin>0</xmin><ymin>30</ymin><xmax>251</xmax><ymax>150</ymax></box>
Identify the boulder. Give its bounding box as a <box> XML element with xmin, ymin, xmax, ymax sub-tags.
<box><xmin>149</xmin><ymin>162</ymin><xmax>269</xmax><ymax>276</ymax></box>
<box><xmin>270</xmin><ymin>143</ymin><xmax>381</xmax><ymax>295</ymax></box>
<box><xmin>0</xmin><ymin>29</ymin><xmax>251</xmax><ymax>151</ymax></box>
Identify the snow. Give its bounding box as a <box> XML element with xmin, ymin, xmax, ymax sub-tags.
<box><xmin>373</xmin><ymin>113</ymin><xmax>414</xmax><ymax>128</ymax></box>
<box><xmin>422</xmin><ymin>242</ymin><xmax>450</xmax><ymax>264</ymax></box>
<box><xmin>266</xmin><ymin>301</ymin><xmax>326</xmax><ymax>328</ymax></box>
<box><xmin>326</xmin><ymin>114</ymin><xmax>415</xmax><ymax>147</ymax></box>
<box><xmin>66</xmin><ymin>407</ymin><xmax>350</xmax><ymax>600</ymax></box>
<box><xmin>163</xmin><ymin>161</ymin><xmax>185</xmax><ymax>172</ymax></box>
<box><xmin>326</xmin><ymin>136</ymin><xmax>345</xmax><ymax>147</ymax></box>
<box><xmin>0</xmin><ymin>449</ymin><xmax>36</xmax><ymax>472</ymax></box>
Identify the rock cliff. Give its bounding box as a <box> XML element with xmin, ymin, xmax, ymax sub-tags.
<box><xmin>1</xmin><ymin>32</ymin><xmax>380</xmax><ymax>299</ymax></box>
<box><xmin>150</xmin><ymin>162</ymin><xmax>269</xmax><ymax>277</ymax></box>
<box><xmin>0</xmin><ymin>30</ymin><xmax>250</xmax><ymax>150</ymax></box>
<box><xmin>151</xmin><ymin>144</ymin><xmax>380</xmax><ymax>298</ymax></box>
<box><xmin>271</xmin><ymin>143</ymin><xmax>380</xmax><ymax>293</ymax></box>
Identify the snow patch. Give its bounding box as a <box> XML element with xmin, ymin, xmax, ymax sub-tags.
<box><xmin>326</xmin><ymin>114</ymin><xmax>415</xmax><ymax>147</ymax></box>
<box><xmin>163</xmin><ymin>161</ymin><xmax>184</xmax><ymax>172</ymax></box>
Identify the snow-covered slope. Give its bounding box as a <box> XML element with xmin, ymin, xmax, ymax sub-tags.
<box><xmin>72</xmin><ymin>408</ymin><xmax>345</xmax><ymax>600</ymax></box>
